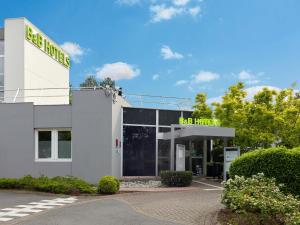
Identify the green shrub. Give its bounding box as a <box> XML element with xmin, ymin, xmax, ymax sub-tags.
<box><xmin>229</xmin><ymin>146</ymin><xmax>300</xmax><ymax>196</ymax></box>
<box><xmin>160</xmin><ymin>171</ymin><xmax>193</xmax><ymax>187</ymax></box>
<box><xmin>222</xmin><ymin>173</ymin><xmax>300</xmax><ymax>225</ymax></box>
<box><xmin>0</xmin><ymin>178</ymin><xmax>19</xmax><ymax>189</ymax></box>
<box><xmin>0</xmin><ymin>175</ymin><xmax>96</xmax><ymax>195</ymax></box>
<box><xmin>97</xmin><ymin>176</ymin><xmax>119</xmax><ymax>194</ymax></box>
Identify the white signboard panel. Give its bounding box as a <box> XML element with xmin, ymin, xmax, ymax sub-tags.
<box><xmin>224</xmin><ymin>147</ymin><xmax>240</xmax><ymax>181</ymax></box>
<box><xmin>176</xmin><ymin>144</ymin><xmax>185</xmax><ymax>171</ymax></box>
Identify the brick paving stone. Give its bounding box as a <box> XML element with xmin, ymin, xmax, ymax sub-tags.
<box><xmin>117</xmin><ymin>186</ymin><xmax>222</xmax><ymax>225</ymax></box>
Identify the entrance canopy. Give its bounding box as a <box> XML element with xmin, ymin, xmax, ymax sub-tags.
<box><xmin>160</xmin><ymin>124</ymin><xmax>235</xmax><ymax>140</ymax></box>
<box><xmin>159</xmin><ymin>124</ymin><xmax>235</xmax><ymax>173</ymax></box>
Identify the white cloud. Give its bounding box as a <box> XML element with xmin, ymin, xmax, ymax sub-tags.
<box><xmin>116</xmin><ymin>0</ymin><xmax>140</xmax><ymax>5</ymax></box>
<box><xmin>238</xmin><ymin>70</ymin><xmax>263</xmax><ymax>85</ymax></box>
<box><xmin>60</xmin><ymin>42</ymin><xmax>85</xmax><ymax>63</ymax></box>
<box><xmin>192</xmin><ymin>71</ymin><xmax>220</xmax><ymax>83</ymax></box>
<box><xmin>152</xmin><ymin>74</ymin><xmax>159</xmax><ymax>80</ymax></box>
<box><xmin>189</xmin><ymin>6</ymin><xmax>201</xmax><ymax>16</ymax></box>
<box><xmin>150</xmin><ymin>4</ymin><xmax>183</xmax><ymax>23</ymax></box>
<box><xmin>150</xmin><ymin>4</ymin><xmax>184</xmax><ymax>23</ymax></box>
<box><xmin>207</xmin><ymin>96</ymin><xmax>222</xmax><ymax>104</ymax></box>
<box><xmin>96</xmin><ymin>62</ymin><xmax>140</xmax><ymax>81</ymax></box>
<box><xmin>172</xmin><ymin>0</ymin><xmax>190</xmax><ymax>6</ymax></box>
<box><xmin>117</xmin><ymin>0</ymin><xmax>203</xmax><ymax>22</ymax></box>
<box><xmin>161</xmin><ymin>45</ymin><xmax>184</xmax><ymax>60</ymax></box>
<box><xmin>245</xmin><ymin>85</ymin><xmax>281</xmax><ymax>100</ymax></box>
<box><xmin>175</xmin><ymin>80</ymin><xmax>188</xmax><ymax>86</ymax></box>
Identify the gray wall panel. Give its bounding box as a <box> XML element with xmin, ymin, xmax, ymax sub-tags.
<box><xmin>0</xmin><ymin>103</ymin><xmax>35</xmax><ymax>177</ymax></box>
<box><xmin>33</xmin><ymin>162</ymin><xmax>72</xmax><ymax>177</ymax></box>
<box><xmin>34</xmin><ymin>105</ymin><xmax>72</xmax><ymax>128</ymax></box>
<box><xmin>71</xmin><ymin>90</ymin><xmax>113</xmax><ymax>183</ymax></box>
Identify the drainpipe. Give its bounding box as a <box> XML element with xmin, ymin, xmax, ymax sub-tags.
<box><xmin>170</xmin><ymin>125</ymin><xmax>175</xmax><ymax>171</ymax></box>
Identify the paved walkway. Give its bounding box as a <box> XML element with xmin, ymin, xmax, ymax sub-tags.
<box><xmin>118</xmin><ymin>182</ymin><xmax>222</xmax><ymax>225</ymax></box>
<box><xmin>0</xmin><ymin>180</ymin><xmax>222</xmax><ymax>225</ymax></box>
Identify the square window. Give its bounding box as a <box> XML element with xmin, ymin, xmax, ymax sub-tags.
<box><xmin>36</xmin><ymin>129</ymin><xmax>72</xmax><ymax>161</ymax></box>
<box><xmin>38</xmin><ymin>131</ymin><xmax>52</xmax><ymax>159</ymax></box>
<box><xmin>58</xmin><ymin>131</ymin><xmax>71</xmax><ymax>159</ymax></box>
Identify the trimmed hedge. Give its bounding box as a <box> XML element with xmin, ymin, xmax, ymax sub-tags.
<box><xmin>97</xmin><ymin>176</ymin><xmax>120</xmax><ymax>194</ymax></box>
<box><xmin>0</xmin><ymin>175</ymin><xmax>96</xmax><ymax>195</ymax></box>
<box><xmin>160</xmin><ymin>171</ymin><xmax>193</xmax><ymax>187</ymax></box>
<box><xmin>229</xmin><ymin>146</ymin><xmax>300</xmax><ymax>196</ymax></box>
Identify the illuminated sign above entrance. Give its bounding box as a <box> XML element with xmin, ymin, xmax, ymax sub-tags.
<box><xmin>25</xmin><ymin>25</ymin><xmax>70</xmax><ymax>69</ymax></box>
<box><xmin>179</xmin><ymin>117</ymin><xmax>221</xmax><ymax>126</ymax></box>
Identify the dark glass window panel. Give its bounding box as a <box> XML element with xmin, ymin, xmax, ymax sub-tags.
<box><xmin>159</xmin><ymin>110</ymin><xmax>181</xmax><ymax>126</ymax></box>
<box><xmin>183</xmin><ymin>111</ymin><xmax>193</xmax><ymax>119</ymax></box>
<box><xmin>158</xmin><ymin>127</ymin><xmax>171</xmax><ymax>133</ymax></box>
<box><xmin>123</xmin><ymin>108</ymin><xmax>156</xmax><ymax>125</ymax></box>
<box><xmin>123</xmin><ymin>126</ymin><xmax>156</xmax><ymax>176</ymax></box>
<box><xmin>158</xmin><ymin>140</ymin><xmax>170</xmax><ymax>157</ymax></box>
<box><xmin>58</xmin><ymin>131</ymin><xmax>71</xmax><ymax>159</ymax></box>
<box><xmin>191</xmin><ymin>140</ymin><xmax>203</xmax><ymax>157</ymax></box>
<box><xmin>192</xmin><ymin>158</ymin><xmax>203</xmax><ymax>175</ymax></box>
<box><xmin>158</xmin><ymin>158</ymin><xmax>169</xmax><ymax>174</ymax></box>
<box><xmin>38</xmin><ymin>131</ymin><xmax>51</xmax><ymax>158</ymax></box>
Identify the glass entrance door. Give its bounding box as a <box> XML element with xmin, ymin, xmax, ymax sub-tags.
<box><xmin>190</xmin><ymin>141</ymin><xmax>204</xmax><ymax>176</ymax></box>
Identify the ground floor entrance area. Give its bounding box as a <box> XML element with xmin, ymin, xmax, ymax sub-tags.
<box><xmin>122</xmin><ymin>123</ymin><xmax>235</xmax><ymax>177</ymax></box>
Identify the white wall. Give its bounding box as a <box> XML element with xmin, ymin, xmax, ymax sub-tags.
<box><xmin>111</xmin><ymin>95</ymin><xmax>131</xmax><ymax>178</ymax></box>
<box><xmin>4</xmin><ymin>18</ymin><xmax>69</xmax><ymax>105</ymax></box>
<box><xmin>4</xmin><ymin>18</ymin><xmax>25</xmax><ymax>102</ymax></box>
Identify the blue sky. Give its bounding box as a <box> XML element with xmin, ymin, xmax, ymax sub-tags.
<box><xmin>0</xmin><ymin>0</ymin><xmax>299</xmax><ymax>105</ymax></box>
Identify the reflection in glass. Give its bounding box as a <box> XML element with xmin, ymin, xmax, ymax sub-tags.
<box><xmin>123</xmin><ymin>126</ymin><xmax>156</xmax><ymax>176</ymax></box>
<box><xmin>58</xmin><ymin>131</ymin><xmax>71</xmax><ymax>159</ymax></box>
<box><xmin>158</xmin><ymin>140</ymin><xmax>170</xmax><ymax>173</ymax></box>
<box><xmin>159</xmin><ymin>110</ymin><xmax>181</xmax><ymax>126</ymax></box>
<box><xmin>123</xmin><ymin>108</ymin><xmax>156</xmax><ymax>125</ymax></box>
<box><xmin>38</xmin><ymin>131</ymin><xmax>51</xmax><ymax>158</ymax></box>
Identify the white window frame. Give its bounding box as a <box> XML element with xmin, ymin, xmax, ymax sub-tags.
<box><xmin>35</xmin><ymin>129</ymin><xmax>72</xmax><ymax>162</ymax></box>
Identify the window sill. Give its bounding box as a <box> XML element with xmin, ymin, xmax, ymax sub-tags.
<box><xmin>35</xmin><ymin>159</ymin><xmax>72</xmax><ymax>163</ymax></box>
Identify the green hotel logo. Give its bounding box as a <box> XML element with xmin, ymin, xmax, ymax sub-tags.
<box><xmin>179</xmin><ymin>117</ymin><xmax>221</xmax><ymax>126</ymax></box>
<box><xmin>25</xmin><ymin>25</ymin><xmax>70</xmax><ymax>69</ymax></box>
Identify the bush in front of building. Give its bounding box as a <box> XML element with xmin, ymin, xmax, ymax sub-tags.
<box><xmin>0</xmin><ymin>178</ymin><xmax>20</xmax><ymax>189</ymax></box>
<box><xmin>97</xmin><ymin>176</ymin><xmax>120</xmax><ymax>194</ymax></box>
<box><xmin>221</xmin><ymin>173</ymin><xmax>300</xmax><ymax>225</ymax></box>
<box><xmin>229</xmin><ymin>146</ymin><xmax>300</xmax><ymax>196</ymax></box>
<box><xmin>0</xmin><ymin>175</ymin><xmax>96</xmax><ymax>195</ymax></box>
<box><xmin>160</xmin><ymin>171</ymin><xmax>193</xmax><ymax>187</ymax></box>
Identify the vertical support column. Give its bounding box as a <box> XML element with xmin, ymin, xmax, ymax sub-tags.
<box><xmin>120</xmin><ymin>107</ymin><xmax>123</xmax><ymax>177</ymax></box>
<box><xmin>224</xmin><ymin>138</ymin><xmax>228</xmax><ymax>147</ymax></box>
<box><xmin>170</xmin><ymin>125</ymin><xmax>175</xmax><ymax>171</ymax></box>
<box><xmin>203</xmin><ymin>139</ymin><xmax>207</xmax><ymax>176</ymax></box>
<box><xmin>210</xmin><ymin>139</ymin><xmax>213</xmax><ymax>163</ymax></box>
<box><xmin>155</xmin><ymin>110</ymin><xmax>159</xmax><ymax>176</ymax></box>
<box><xmin>189</xmin><ymin>140</ymin><xmax>192</xmax><ymax>171</ymax></box>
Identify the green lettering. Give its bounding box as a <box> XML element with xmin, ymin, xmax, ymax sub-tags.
<box><xmin>37</xmin><ymin>34</ymin><xmax>43</xmax><ymax>48</ymax></box>
<box><xmin>25</xmin><ymin>25</ymin><xmax>32</xmax><ymax>41</ymax></box>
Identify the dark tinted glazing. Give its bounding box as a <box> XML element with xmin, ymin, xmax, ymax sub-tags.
<box><xmin>123</xmin><ymin>126</ymin><xmax>156</xmax><ymax>176</ymax></box>
<box><xmin>123</xmin><ymin>108</ymin><xmax>156</xmax><ymax>125</ymax></box>
<box><xmin>159</xmin><ymin>110</ymin><xmax>181</xmax><ymax>126</ymax></box>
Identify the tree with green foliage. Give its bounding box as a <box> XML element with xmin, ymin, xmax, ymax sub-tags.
<box><xmin>99</xmin><ymin>77</ymin><xmax>116</xmax><ymax>90</ymax></box>
<box><xmin>80</xmin><ymin>75</ymin><xmax>99</xmax><ymax>88</ymax></box>
<box><xmin>192</xmin><ymin>93</ymin><xmax>212</xmax><ymax>119</ymax></box>
<box><xmin>193</xmin><ymin>82</ymin><xmax>300</xmax><ymax>150</ymax></box>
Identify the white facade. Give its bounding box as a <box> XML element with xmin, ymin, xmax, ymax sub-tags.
<box><xmin>3</xmin><ymin>18</ymin><xmax>70</xmax><ymax>105</ymax></box>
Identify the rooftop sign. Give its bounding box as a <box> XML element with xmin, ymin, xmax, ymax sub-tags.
<box><xmin>25</xmin><ymin>25</ymin><xmax>70</xmax><ymax>69</ymax></box>
<box><xmin>179</xmin><ymin>117</ymin><xmax>221</xmax><ymax>126</ymax></box>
